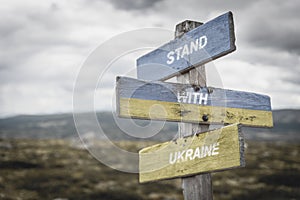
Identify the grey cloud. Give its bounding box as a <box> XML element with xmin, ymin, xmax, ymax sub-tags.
<box><xmin>246</xmin><ymin>21</ymin><xmax>300</xmax><ymax>55</ymax></box>
<box><xmin>152</xmin><ymin>0</ymin><xmax>300</xmax><ymax>55</ymax></box>
<box><xmin>0</xmin><ymin>7</ymin><xmax>77</xmax><ymax>47</ymax></box>
<box><xmin>188</xmin><ymin>0</ymin><xmax>254</xmax><ymax>10</ymax></box>
<box><xmin>231</xmin><ymin>46</ymin><xmax>300</xmax><ymax>69</ymax></box>
<box><xmin>1</xmin><ymin>0</ymin><xmax>300</xmax><ymax>117</ymax></box>
<box><xmin>0</xmin><ymin>20</ymin><xmax>23</xmax><ymax>39</ymax></box>
<box><xmin>50</xmin><ymin>3</ymin><xmax>59</xmax><ymax>11</ymax></box>
<box><xmin>0</xmin><ymin>1</ymin><xmax>86</xmax><ymax>105</ymax></box>
<box><xmin>107</xmin><ymin>0</ymin><xmax>163</xmax><ymax>11</ymax></box>
<box><xmin>240</xmin><ymin>1</ymin><xmax>300</xmax><ymax>55</ymax></box>
<box><xmin>283</xmin><ymin>75</ymin><xmax>300</xmax><ymax>86</ymax></box>
<box><xmin>0</xmin><ymin>2</ymin><xmax>85</xmax><ymax>72</ymax></box>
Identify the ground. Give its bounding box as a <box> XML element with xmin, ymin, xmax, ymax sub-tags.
<box><xmin>0</xmin><ymin>139</ymin><xmax>299</xmax><ymax>200</ymax></box>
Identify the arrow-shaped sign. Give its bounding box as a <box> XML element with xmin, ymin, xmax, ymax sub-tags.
<box><xmin>116</xmin><ymin>76</ymin><xmax>273</xmax><ymax>127</ymax></box>
<box><xmin>139</xmin><ymin>123</ymin><xmax>245</xmax><ymax>183</ymax></box>
<box><xmin>137</xmin><ymin>12</ymin><xmax>236</xmax><ymax>81</ymax></box>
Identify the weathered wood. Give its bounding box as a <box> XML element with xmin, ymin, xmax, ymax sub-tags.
<box><xmin>182</xmin><ymin>174</ymin><xmax>213</xmax><ymax>200</ymax></box>
<box><xmin>178</xmin><ymin>66</ymin><xmax>213</xmax><ymax>200</ymax></box>
<box><xmin>175</xmin><ymin>20</ymin><xmax>203</xmax><ymax>38</ymax></box>
<box><xmin>117</xmin><ymin>76</ymin><xmax>272</xmax><ymax>111</ymax></box>
<box><xmin>173</xmin><ymin>20</ymin><xmax>212</xmax><ymax>200</ymax></box>
<box><xmin>139</xmin><ymin>123</ymin><xmax>245</xmax><ymax>183</ymax></box>
<box><xmin>137</xmin><ymin>12</ymin><xmax>236</xmax><ymax>81</ymax></box>
<box><xmin>116</xmin><ymin>76</ymin><xmax>273</xmax><ymax>128</ymax></box>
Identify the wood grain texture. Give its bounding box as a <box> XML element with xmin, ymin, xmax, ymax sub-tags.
<box><xmin>178</xmin><ymin>66</ymin><xmax>213</xmax><ymax>200</ymax></box>
<box><xmin>139</xmin><ymin>123</ymin><xmax>245</xmax><ymax>183</ymax></box>
<box><xmin>117</xmin><ymin>76</ymin><xmax>272</xmax><ymax>111</ymax></box>
<box><xmin>116</xmin><ymin>77</ymin><xmax>273</xmax><ymax>127</ymax></box>
<box><xmin>175</xmin><ymin>22</ymin><xmax>213</xmax><ymax>200</ymax></box>
<box><xmin>182</xmin><ymin>174</ymin><xmax>212</xmax><ymax>200</ymax></box>
<box><xmin>137</xmin><ymin>12</ymin><xmax>236</xmax><ymax>81</ymax></box>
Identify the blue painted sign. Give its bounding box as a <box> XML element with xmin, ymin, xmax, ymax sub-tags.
<box><xmin>137</xmin><ymin>12</ymin><xmax>236</xmax><ymax>81</ymax></box>
<box><xmin>116</xmin><ymin>77</ymin><xmax>273</xmax><ymax>127</ymax></box>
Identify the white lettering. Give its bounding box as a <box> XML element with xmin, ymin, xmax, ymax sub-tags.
<box><xmin>185</xmin><ymin>149</ymin><xmax>194</xmax><ymax>161</ymax></box>
<box><xmin>193</xmin><ymin>147</ymin><xmax>201</xmax><ymax>160</ymax></box>
<box><xmin>181</xmin><ymin>44</ymin><xmax>190</xmax><ymax>58</ymax></box>
<box><xmin>166</xmin><ymin>35</ymin><xmax>208</xmax><ymax>65</ymax></box>
<box><xmin>193</xmin><ymin>93</ymin><xmax>200</xmax><ymax>104</ymax></box>
<box><xmin>212</xmin><ymin>143</ymin><xmax>220</xmax><ymax>156</ymax></box>
<box><xmin>168</xmin><ymin>142</ymin><xmax>220</xmax><ymax>165</ymax></box>
<box><xmin>188</xmin><ymin>92</ymin><xmax>192</xmax><ymax>103</ymax></box>
<box><xmin>167</xmin><ymin>51</ymin><xmax>175</xmax><ymax>65</ymax></box>
<box><xmin>190</xmin><ymin>39</ymin><xmax>199</xmax><ymax>54</ymax></box>
<box><xmin>169</xmin><ymin>152</ymin><xmax>177</xmax><ymax>164</ymax></box>
<box><xmin>201</xmin><ymin>146</ymin><xmax>205</xmax><ymax>158</ymax></box>
<box><xmin>204</xmin><ymin>145</ymin><xmax>212</xmax><ymax>157</ymax></box>
<box><xmin>174</xmin><ymin>47</ymin><xmax>182</xmax><ymax>60</ymax></box>
<box><xmin>177</xmin><ymin>91</ymin><xmax>188</xmax><ymax>103</ymax></box>
<box><xmin>177</xmin><ymin>150</ymin><xmax>186</xmax><ymax>162</ymax></box>
<box><xmin>199</xmin><ymin>93</ymin><xmax>208</xmax><ymax>105</ymax></box>
<box><xmin>177</xmin><ymin>91</ymin><xmax>208</xmax><ymax>105</ymax></box>
<box><xmin>199</xmin><ymin>35</ymin><xmax>207</xmax><ymax>49</ymax></box>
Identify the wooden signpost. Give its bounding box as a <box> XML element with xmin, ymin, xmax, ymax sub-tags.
<box><xmin>116</xmin><ymin>76</ymin><xmax>273</xmax><ymax>128</ymax></box>
<box><xmin>115</xmin><ymin>11</ymin><xmax>273</xmax><ymax>200</ymax></box>
<box><xmin>137</xmin><ymin>12</ymin><xmax>236</xmax><ymax>81</ymax></box>
<box><xmin>139</xmin><ymin>123</ymin><xmax>244</xmax><ymax>183</ymax></box>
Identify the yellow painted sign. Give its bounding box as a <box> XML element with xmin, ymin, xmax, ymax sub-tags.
<box><xmin>117</xmin><ymin>77</ymin><xmax>273</xmax><ymax>128</ymax></box>
<box><xmin>139</xmin><ymin>123</ymin><xmax>245</xmax><ymax>183</ymax></box>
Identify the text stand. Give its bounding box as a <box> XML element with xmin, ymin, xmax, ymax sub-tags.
<box><xmin>175</xmin><ymin>21</ymin><xmax>213</xmax><ymax>200</ymax></box>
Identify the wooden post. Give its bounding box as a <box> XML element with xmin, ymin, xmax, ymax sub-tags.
<box><xmin>175</xmin><ymin>20</ymin><xmax>213</xmax><ymax>200</ymax></box>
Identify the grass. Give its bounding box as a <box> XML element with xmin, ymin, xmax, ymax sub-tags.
<box><xmin>0</xmin><ymin>139</ymin><xmax>299</xmax><ymax>200</ymax></box>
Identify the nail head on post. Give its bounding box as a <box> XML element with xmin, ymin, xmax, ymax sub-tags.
<box><xmin>202</xmin><ymin>115</ymin><xmax>209</xmax><ymax>122</ymax></box>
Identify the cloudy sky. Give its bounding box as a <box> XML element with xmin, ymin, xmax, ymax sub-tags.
<box><xmin>1</xmin><ymin>0</ymin><xmax>299</xmax><ymax>117</ymax></box>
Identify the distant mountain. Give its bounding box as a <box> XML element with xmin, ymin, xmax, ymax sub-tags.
<box><xmin>0</xmin><ymin>113</ymin><xmax>76</xmax><ymax>139</ymax></box>
<box><xmin>0</xmin><ymin>109</ymin><xmax>299</xmax><ymax>142</ymax></box>
<box><xmin>0</xmin><ymin>112</ymin><xmax>177</xmax><ymax>141</ymax></box>
<box><xmin>243</xmin><ymin>109</ymin><xmax>300</xmax><ymax>141</ymax></box>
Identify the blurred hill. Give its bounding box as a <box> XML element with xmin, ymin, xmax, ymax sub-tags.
<box><xmin>244</xmin><ymin>109</ymin><xmax>300</xmax><ymax>141</ymax></box>
<box><xmin>0</xmin><ymin>112</ymin><xmax>177</xmax><ymax>141</ymax></box>
<box><xmin>0</xmin><ymin>109</ymin><xmax>299</xmax><ymax>142</ymax></box>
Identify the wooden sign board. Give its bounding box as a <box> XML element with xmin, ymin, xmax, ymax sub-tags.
<box><xmin>116</xmin><ymin>76</ymin><xmax>273</xmax><ymax>128</ymax></box>
<box><xmin>139</xmin><ymin>123</ymin><xmax>245</xmax><ymax>183</ymax></box>
<box><xmin>137</xmin><ymin>12</ymin><xmax>236</xmax><ymax>81</ymax></box>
